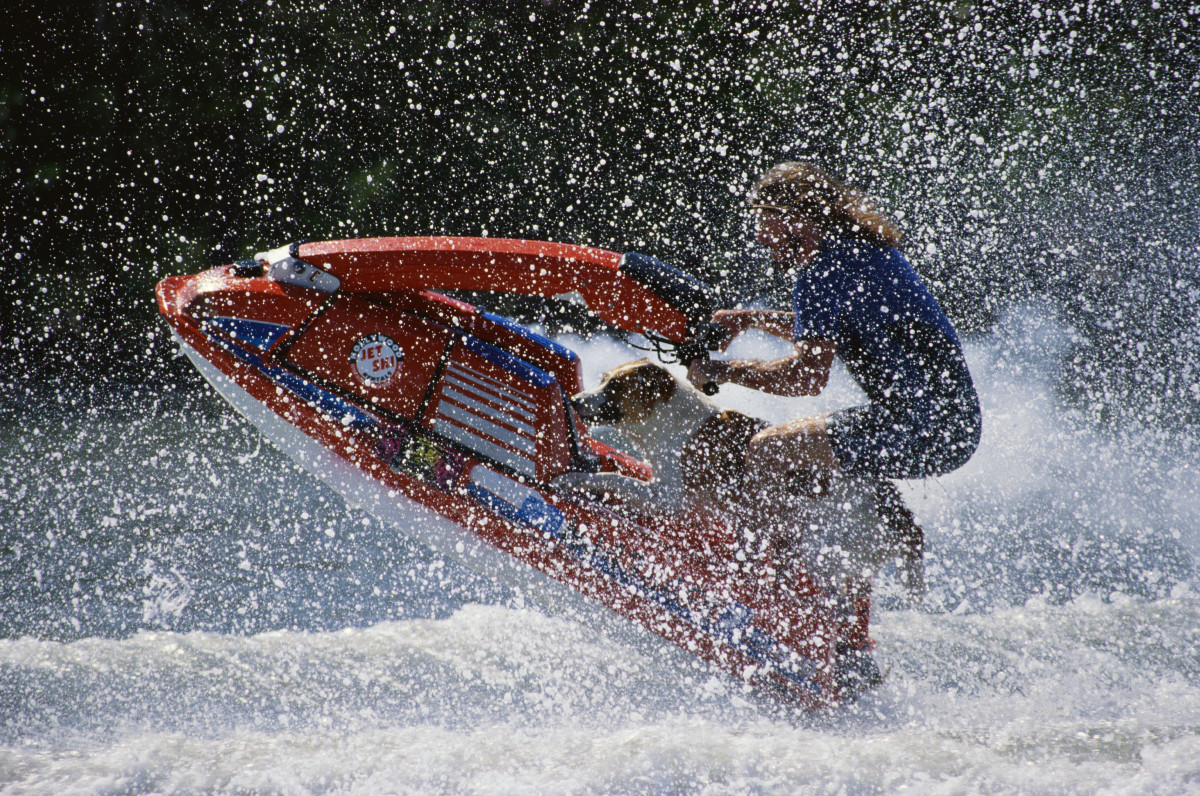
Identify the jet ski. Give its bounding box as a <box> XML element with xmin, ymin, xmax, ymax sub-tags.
<box><xmin>156</xmin><ymin>236</ymin><xmax>874</xmax><ymax>710</ymax></box>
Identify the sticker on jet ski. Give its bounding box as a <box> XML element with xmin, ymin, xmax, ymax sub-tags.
<box><xmin>376</xmin><ymin>424</ymin><xmax>466</xmax><ymax>492</ymax></box>
<box><xmin>351</xmin><ymin>334</ymin><xmax>404</xmax><ymax>386</ymax></box>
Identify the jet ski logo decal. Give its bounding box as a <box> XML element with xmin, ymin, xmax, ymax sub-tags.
<box><xmin>351</xmin><ymin>334</ymin><xmax>404</xmax><ymax>386</ymax></box>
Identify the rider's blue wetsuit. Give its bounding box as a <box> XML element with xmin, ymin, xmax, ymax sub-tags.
<box><xmin>794</xmin><ymin>238</ymin><xmax>980</xmax><ymax>479</ymax></box>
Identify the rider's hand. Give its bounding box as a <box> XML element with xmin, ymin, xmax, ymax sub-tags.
<box><xmin>711</xmin><ymin>310</ymin><xmax>750</xmax><ymax>352</ymax></box>
<box><xmin>687</xmin><ymin>359</ymin><xmax>727</xmax><ymax>390</ymax></box>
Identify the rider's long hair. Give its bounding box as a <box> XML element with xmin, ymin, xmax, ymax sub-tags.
<box><xmin>749</xmin><ymin>162</ymin><xmax>903</xmax><ymax>248</ymax></box>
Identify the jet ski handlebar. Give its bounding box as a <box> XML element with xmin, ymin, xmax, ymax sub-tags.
<box><xmin>616</xmin><ymin>252</ymin><xmax>726</xmax><ymax>395</ymax></box>
<box><xmin>675</xmin><ymin>327</ymin><xmax>727</xmax><ymax>395</ymax></box>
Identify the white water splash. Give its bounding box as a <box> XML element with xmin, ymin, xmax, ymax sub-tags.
<box><xmin>2</xmin><ymin>310</ymin><xmax>1198</xmax><ymax>793</ymax></box>
<box><xmin>140</xmin><ymin>561</ymin><xmax>195</xmax><ymax>628</ymax></box>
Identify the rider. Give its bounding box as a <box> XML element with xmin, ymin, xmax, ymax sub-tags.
<box><xmin>688</xmin><ymin>161</ymin><xmax>981</xmax><ymax>597</ymax></box>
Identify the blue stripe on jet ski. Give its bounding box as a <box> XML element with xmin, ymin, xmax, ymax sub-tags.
<box><xmin>479</xmin><ymin>311</ymin><xmax>579</xmax><ymax>363</ymax></box>
<box><xmin>465</xmin><ymin>482</ymin><xmax>524</xmax><ymax>526</ymax></box>
<box><xmin>201</xmin><ymin>328</ymin><xmax>377</xmax><ymax>430</ymax></box>
<box><xmin>204</xmin><ymin>317</ymin><xmax>290</xmax><ymax>350</ymax></box>
<box><xmin>462</xmin><ymin>335</ymin><xmax>555</xmax><ymax>387</ymax></box>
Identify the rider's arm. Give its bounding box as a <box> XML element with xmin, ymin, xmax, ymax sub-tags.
<box><xmin>691</xmin><ymin>339</ymin><xmax>835</xmax><ymax>397</ymax></box>
<box><xmin>711</xmin><ymin>309</ymin><xmax>796</xmax><ymax>344</ymax></box>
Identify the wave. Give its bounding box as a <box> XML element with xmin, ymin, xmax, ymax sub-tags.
<box><xmin>3</xmin><ymin>596</ymin><xmax>1198</xmax><ymax>793</ymax></box>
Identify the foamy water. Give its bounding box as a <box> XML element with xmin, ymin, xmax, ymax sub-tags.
<box><xmin>4</xmin><ymin>599</ymin><xmax>1198</xmax><ymax>794</ymax></box>
<box><xmin>3</xmin><ymin>309</ymin><xmax>1198</xmax><ymax>794</ymax></box>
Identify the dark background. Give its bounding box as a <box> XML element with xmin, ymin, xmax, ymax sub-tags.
<box><xmin>2</xmin><ymin>1</ymin><xmax>1196</xmax><ymax>426</ymax></box>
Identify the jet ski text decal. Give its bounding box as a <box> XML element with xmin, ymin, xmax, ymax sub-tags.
<box><xmin>351</xmin><ymin>334</ymin><xmax>404</xmax><ymax>387</ymax></box>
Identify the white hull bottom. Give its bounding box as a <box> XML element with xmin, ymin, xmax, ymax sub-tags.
<box><xmin>181</xmin><ymin>339</ymin><xmax>693</xmax><ymax>673</ymax></box>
